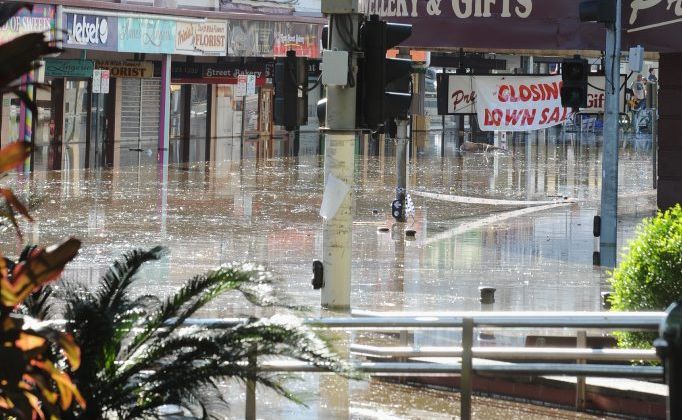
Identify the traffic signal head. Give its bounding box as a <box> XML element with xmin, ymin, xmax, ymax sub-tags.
<box><xmin>357</xmin><ymin>15</ymin><xmax>413</xmax><ymax>131</ymax></box>
<box><xmin>579</xmin><ymin>0</ymin><xmax>616</xmax><ymax>24</ymax></box>
<box><xmin>560</xmin><ymin>56</ymin><xmax>589</xmax><ymax>109</ymax></box>
<box><xmin>274</xmin><ymin>50</ymin><xmax>308</xmax><ymax>131</ymax></box>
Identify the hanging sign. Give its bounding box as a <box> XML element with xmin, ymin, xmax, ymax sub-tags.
<box><xmin>175</xmin><ymin>21</ymin><xmax>227</xmax><ymax>56</ymax></box>
<box><xmin>472</xmin><ymin>75</ymin><xmax>572</xmax><ymax>132</ymax></box>
<box><xmin>118</xmin><ymin>17</ymin><xmax>175</xmax><ymax>53</ymax></box>
<box><xmin>44</xmin><ymin>58</ymin><xmax>94</xmax><ymax>78</ymax></box>
<box><xmin>63</xmin><ymin>12</ymin><xmax>118</xmax><ymax>51</ymax></box>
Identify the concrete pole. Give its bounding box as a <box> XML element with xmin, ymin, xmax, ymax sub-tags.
<box><xmin>159</xmin><ymin>54</ymin><xmax>171</xmax><ymax>166</ymax></box>
<box><xmin>599</xmin><ymin>0</ymin><xmax>621</xmax><ymax>268</ymax></box>
<box><xmin>321</xmin><ymin>14</ymin><xmax>359</xmax><ymax>310</ymax></box>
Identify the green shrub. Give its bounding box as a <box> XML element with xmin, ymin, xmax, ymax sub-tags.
<box><xmin>609</xmin><ymin>204</ymin><xmax>682</xmax><ymax>348</ymax></box>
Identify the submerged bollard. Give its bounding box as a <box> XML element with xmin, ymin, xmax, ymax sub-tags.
<box><xmin>601</xmin><ymin>292</ymin><xmax>612</xmax><ymax>310</ymax></box>
<box><xmin>479</xmin><ymin>286</ymin><xmax>496</xmax><ymax>305</ymax></box>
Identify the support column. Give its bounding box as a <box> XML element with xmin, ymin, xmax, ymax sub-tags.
<box><xmin>658</xmin><ymin>53</ymin><xmax>682</xmax><ymax>209</ymax></box>
<box><xmin>321</xmin><ymin>14</ymin><xmax>359</xmax><ymax>310</ymax></box>
<box><xmin>599</xmin><ymin>0</ymin><xmax>621</xmax><ymax>268</ymax></box>
<box><xmin>395</xmin><ymin>120</ymin><xmax>408</xmax><ymax>222</ymax></box>
<box><xmin>159</xmin><ymin>54</ymin><xmax>171</xmax><ymax>166</ymax></box>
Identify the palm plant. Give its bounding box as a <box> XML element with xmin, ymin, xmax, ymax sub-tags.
<box><xmin>42</xmin><ymin>246</ymin><xmax>347</xmax><ymax>419</ymax></box>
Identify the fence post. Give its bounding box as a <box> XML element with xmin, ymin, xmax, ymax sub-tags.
<box><xmin>461</xmin><ymin>317</ymin><xmax>474</xmax><ymax>420</ymax></box>
<box><xmin>576</xmin><ymin>330</ymin><xmax>587</xmax><ymax>411</ymax></box>
<box><xmin>246</xmin><ymin>347</ymin><xmax>256</xmax><ymax>420</ymax></box>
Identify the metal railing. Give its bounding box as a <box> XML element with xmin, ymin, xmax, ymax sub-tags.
<box><xmin>187</xmin><ymin>311</ymin><xmax>667</xmax><ymax>420</ymax></box>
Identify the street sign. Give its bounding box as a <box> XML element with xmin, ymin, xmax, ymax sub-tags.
<box><xmin>92</xmin><ymin>69</ymin><xmax>102</xmax><ymax>93</ymax></box>
<box><xmin>246</xmin><ymin>74</ymin><xmax>256</xmax><ymax>96</ymax></box>
<box><xmin>100</xmin><ymin>70</ymin><xmax>110</xmax><ymax>94</ymax></box>
<box><xmin>235</xmin><ymin>74</ymin><xmax>247</xmax><ymax>96</ymax></box>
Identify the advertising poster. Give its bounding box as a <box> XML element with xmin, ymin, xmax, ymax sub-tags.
<box><xmin>227</xmin><ymin>20</ymin><xmax>321</xmax><ymax>58</ymax></box>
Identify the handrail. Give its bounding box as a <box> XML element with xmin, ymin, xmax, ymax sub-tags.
<box><xmin>350</xmin><ymin>344</ymin><xmax>660</xmax><ymax>361</ymax></box>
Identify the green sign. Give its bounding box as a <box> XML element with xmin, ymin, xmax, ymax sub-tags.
<box><xmin>44</xmin><ymin>58</ymin><xmax>93</xmax><ymax>78</ymax></box>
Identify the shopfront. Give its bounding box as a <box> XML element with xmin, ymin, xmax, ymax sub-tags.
<box><xmin>0</xmin><ymin>4</ymin><xmax>55</xmax><ymax>159</ymax></box>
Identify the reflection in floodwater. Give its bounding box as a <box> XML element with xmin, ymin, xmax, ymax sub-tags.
<box><xmin>7</xmin><ymin>128</ymin><xmax>655</xmax><ymax>419</ymax></box>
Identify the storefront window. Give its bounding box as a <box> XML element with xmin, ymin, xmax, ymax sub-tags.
<box><xmin>1</xmin><ymin>94</ymin><xmax>21</xmax><ymax>147</ymax></box>
<box><xmin>63</xmin><ymin>80</ymin><xmax>88</xmax><ymax>145</ymax></box>
<box><xmin>189</xmin><ymin>84</ymin><xmax>207</xmax><ymax>140</ymax></box>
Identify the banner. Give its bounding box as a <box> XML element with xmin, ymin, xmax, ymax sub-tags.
<box><xmin>438</xmin><ymin>73</ymin><xmax>627</xmax><ymax>116</ymax></box>
<box><xmin>175</xmin><ymin>21</ymin><xmax>227</xmax><ymax>56</ymax></box>
<box><xmin>473</xmin><ymin>75</ymin><xmax>571</xmax><ymax>131</ymax></box>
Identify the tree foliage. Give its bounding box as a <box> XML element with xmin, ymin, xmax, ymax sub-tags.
<box><xmin>609</xmin><ymin>204</ymin><xmax>682</xmax><ymax>348</ymax></box>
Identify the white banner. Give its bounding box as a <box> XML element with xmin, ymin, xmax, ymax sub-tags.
<box><xmin>443</xmin><ymin>74</ymin><xmax>626</xmax><ymax>119</ymax></box>
<box><xmin>473</xmin><ymin>75</ymin><xmax>571</xmax><ymax>132</ymax></box>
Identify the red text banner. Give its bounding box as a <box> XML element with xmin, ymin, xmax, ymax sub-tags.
<box><xmin>473</xmin><ymin>75</ymin><xmax>571</xmax><ymax>131</ymax></box>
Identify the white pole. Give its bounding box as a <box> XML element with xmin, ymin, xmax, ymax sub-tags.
<box><xmin>599</xmin><ymin>0</ymin><xmax>621</xmax><ymax>268</ymax></box>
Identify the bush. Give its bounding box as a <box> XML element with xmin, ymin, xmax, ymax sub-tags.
<box><xmin>609</xmin><ymin>204</ymin><xmax>682</xmax><ymax>348</ymax></box>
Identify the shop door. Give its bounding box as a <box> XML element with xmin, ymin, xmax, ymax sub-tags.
<box><xmin>120</xmin><ymin>78</ymin><xmax>160</xmax><ymax>147</ymax></box>
<box><xmin>90</xmin><ymin>90</ymin><xmax>111</xmax><ymax>168</ymax></box>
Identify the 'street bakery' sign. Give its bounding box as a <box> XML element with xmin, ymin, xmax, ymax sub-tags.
<box><xmin>175</xmin><ymin>21</ymin><xmax>227</xmax><ymax>56</ymax></box>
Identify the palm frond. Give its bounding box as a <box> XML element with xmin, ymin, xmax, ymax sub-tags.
<box><xmin>96</xmin><ymin>246</ymin><xmax>167</xmax><ymax>313</ymax></box>
<box><xmin>20</xmin><ymin>284</ymin><xmax>53</xmax><ymax>320</ymax></box>
<box><xmin>0</xmin><ymin>2</ymin><xmax>29</xmax><ymax>28</ymax></box>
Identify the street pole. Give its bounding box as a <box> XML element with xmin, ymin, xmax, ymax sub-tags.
<box><xmin>599</xmin><ymin>0</ymin><xmax>621</xmax><ymax>268</ymax></box>
<box><xmin>321</xmin><ymin>13</ymin><xmax>359</xmax><ymax>310</ymax></box>
<box><xmin>395</xmin><ymin>119</ymin><xmax>408</xmax><ymax>222</ymax></box>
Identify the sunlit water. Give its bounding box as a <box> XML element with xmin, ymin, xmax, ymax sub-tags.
<box><xmin>3</xmin><ymin>129</ymin><xmax>653</xmax><ymax>418</ymax></box>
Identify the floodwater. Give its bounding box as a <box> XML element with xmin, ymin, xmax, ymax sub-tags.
<box><xmin>2</xmin><ymin>128</ymin><xmax>654</xmax><ymax>419</ymax></box>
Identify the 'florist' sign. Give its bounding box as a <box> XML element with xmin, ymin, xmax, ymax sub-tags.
<box><xmin>175</xmin><ymin>21</ymin><xmax>227</xmax><ymax>56</ymax></box>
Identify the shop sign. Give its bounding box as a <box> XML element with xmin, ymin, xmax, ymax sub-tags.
<box><xmin>118</xmin><ymin>17</ymin><xmax>175</xmax><ymax>54</ymax></box>
<box><xmin>44</xmin><ymin>58</ymin><xmax>94</xmax><ymax>78</ymax></box>
<box><xmin>175</xmin><ymin>21</ymin><xmax>227</xmax><ymax>56</ymax></box>
<box><xmin>0</xmin><ymin>5</ymin><xmax>54</xmax><ymax>46</ymax></box>
<box><xmin>166</xmin><ymin>61</ymin><xmax>272</xmax><ymax>85</ymax></box>
<box><xmin>63</xmin><ymin>12</ymin><xmax>117</xmax><ymax>51</ymax></box>
<box><xmin>227</xmin><ymin>20</ymin><xmax>321</xmax><ymax>58</ymax></box>
<box><xmin>92</xmin><ymin>69</ymin><xmax>110</xmax><ymax>94</ymax></box>
<box><xmin>95</xmin><ymin>60</ymin><xmax>154</xmax><ymax>78</ymax></box>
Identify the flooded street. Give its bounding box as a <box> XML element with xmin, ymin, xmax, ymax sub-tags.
<box><xmin>4</xmin><ymin>130</ymin><xmax>655</xmax><ymax>418</ymax></box>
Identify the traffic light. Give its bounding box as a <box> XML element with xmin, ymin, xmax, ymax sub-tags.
<box><xmin>560</xmin><ymin>56</ymin><xmax>589</xmax><ymax>108</ymax></box>
<box><xmin>357</xmin><ymin>15</ymin><xmax>412</xmax><ymax>131</ymax></box>
<box><xmin>274</xmin><ymin>50</ymin><xmax>308</xmax><ymax>131</ymax></box>
<box><xmin>579</xmin><ymin>0</ymin><xmax>616</xmax><ymax>24</ymax></box>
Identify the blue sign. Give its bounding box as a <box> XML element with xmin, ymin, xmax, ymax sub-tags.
<box><xmin>63</xmin><ymin>12</ymin><xmax>118</xmax><ymax>51</ymax></box>
<box><xmin>118</xmin><ymin>17</ymin><xmax>175</xmax><ymax>54</ymax></box>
